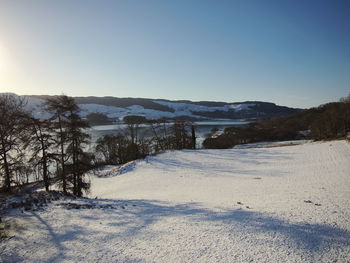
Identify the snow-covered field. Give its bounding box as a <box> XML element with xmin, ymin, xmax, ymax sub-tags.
<box><xmin>1</xmin><ymin>140</ymin><xmax>350</xmax><ymax>262</ymax></box>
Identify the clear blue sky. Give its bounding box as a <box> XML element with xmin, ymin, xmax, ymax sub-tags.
<box><xmin>0</xmin><ymin>0</ymin><xmax>349</xmax><ymax>108</ymax></box>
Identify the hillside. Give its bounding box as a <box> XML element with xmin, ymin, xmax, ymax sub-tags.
<box><xmin>203</xmin><ymin>98</ymin><xmax>350</xmax><ymax>148</ymax></box>
<box><xmin>1</xmin><ymin>140</ymin><xmax>349</xmax><ymax>262</ymax></box>
<box><xmin>25</xmin><ymin>95</ymin><xmax>301</xmax><ymax>123</ymax></box>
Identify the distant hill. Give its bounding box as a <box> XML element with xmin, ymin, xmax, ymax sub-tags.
<box><xmin>203</xmin><ymin>98</ymin><xmax>350</xmax><ymax>149</ymax></box>
<box><xmin>22</xmin><ymin>95</ymin><xmax>301</xmax><ymax>124</ymax></box>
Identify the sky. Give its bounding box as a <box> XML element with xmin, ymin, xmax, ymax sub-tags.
<box><xmin>0</xmin><ymin>0</ymin><xmax>349</xmax><ymax>108</ymax></box>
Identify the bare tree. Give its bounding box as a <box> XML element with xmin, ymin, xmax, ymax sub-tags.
<box><xmin>149</xmin><ymin>120</ymin><xmax>171</xmax><ymax>152</ymax></box>
<box><xmin>23</xmin><ymin>115</ymin><xmax>55</xmax><ymax>192</ymax></box>
<box><xmin>170</xmin><ymin>121</ymin><xmax>193</xmax><ymax>150</ymax></box>
<box><xmin>95</xmin><ymin>134</ymin><xmax>129</xmax><ymax>165</ymax></box>
<box><xmin>0</xmin><ymin>94</ymin><xmax>28</xmax><ymax>191</ymax></box>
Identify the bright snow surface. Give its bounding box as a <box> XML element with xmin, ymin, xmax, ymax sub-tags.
<box><xmin>1</xmin><ymin>140</ymin><xmax>350</xmax><ymax>262</ymax></box>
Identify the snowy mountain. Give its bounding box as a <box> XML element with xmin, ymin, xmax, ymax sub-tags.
<box><xmin>5</xmin><ymin>94</ymin><xmax>301</xmax><ymax>123</ymax></box>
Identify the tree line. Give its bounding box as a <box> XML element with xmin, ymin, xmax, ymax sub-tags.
<box><xmin>94</xmin><ymin>115</ymin><xmax>196</xmax><ymax>166</ymax></box>
<box><xmin>0</xmin><ymin>94</ymin><xmax>92</xmax><ymax>196</ymax></box>
<box><xmin>0</xmin><ymin>94</ymin><xmax>196</xmax><ymax>195</ymax></box>
<box><xmin>203</xmin><ymin>95</ymin><xmax>350</xmax><ymax>149</ymax></box>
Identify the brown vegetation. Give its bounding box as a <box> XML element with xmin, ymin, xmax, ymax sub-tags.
<box><xmin>203</xmin><ymin>95</ymin><xmax>350</xmax><ymax>149</ymax></box>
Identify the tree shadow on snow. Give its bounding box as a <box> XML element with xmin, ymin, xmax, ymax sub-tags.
<box><xmin>75</xmin><ymin>198</ymin><xmax>350</xmax><ymax>254</ymax></box>
<box><xmin>3</xmin><ymin>199</ymin><xmax>349</xmax><ymax>262</ymax></box>
<box><xmin>0</xmin><ymin>211</ymin><xmax>90</xmax><ymax>263</ymax></box>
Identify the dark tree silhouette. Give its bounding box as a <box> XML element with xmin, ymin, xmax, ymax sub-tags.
<box><xmin>23</xmin><ymin>115</ymin><xmax>55</xmax><ymax>192</ymax></box>
<box><xmin>64</xmin><ymin>98</ymin><xmax>91</xmax><ymax>197</ymax></box>
<box><xmin>45</xmin><ymin>95</ymin><xmax>91</xmax><ymax>196</ymax></box>
<box><xmin>0</xmin><ymin>94</ymin><xmax>27</xmax><ymax>191</ymax></box>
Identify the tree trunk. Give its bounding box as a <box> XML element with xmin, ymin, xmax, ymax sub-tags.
<box><xmin>191</xmin><ymin>125</ymin><xmax>196</xmax><ymax>149</ymax></box>
<box><xmin>42</xmin><ymin>153</ymin><xmax>49</xmax><ymax>192</ymax></box>
<box><xmin>38</xmin><ymin>126</ymin><xmax>50</xmax><ymax>192</ymax></box>
<box><xmin>2</xmin><ymin>151</ymin><xmax>11</xmax><ymax>192</ymax></box>
<box><xmin>58</xmin><ymin>116</ymin><xmax>67</xmax><ymax>194</ymax></box>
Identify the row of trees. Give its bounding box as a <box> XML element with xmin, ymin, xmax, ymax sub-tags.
<box><xmin>203</xmin><ymin>95</ymin><xmax>350</xmax><ymax>149</ymax></box>
<box><xmin>0</xmin><ymin>94</ymin><xmax>197</xmax><ymax>194</ymax></box>
<box><xmin>310</xmin><ymin>97</ymin><xmax>350</xmax><ymax>140</ymax></box>
<box><xmin>0</xmin><ymin>94</ymin><xmax>91</xmax><ymax>196</ymax></box>
<box><xmin>94</xmin><ymin>117</ymin><xmax>196</xmax><ymax>166</ymax></box>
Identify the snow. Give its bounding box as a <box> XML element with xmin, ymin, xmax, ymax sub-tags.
<box><xmin>3</xmin><ymin>95</ymin><xmax>51</xmax><ymax>119</ymax></box>
<box><xmin>0</xmin><ymin>93</ymin><xmax>50</xmax><ymax>119</ymax></box>
<box><xmin>21</xmin><ymin>97</ymin><xmax>205</xmax><ymax>120</ymax></box>
<box><xmin>89</xmin><ymin>162</ymin><xmax>137</xmax><ymax>177</ymax></box>
<box><xmin>2</xmin><ymin>94</ymin><xmax>256</xmax><ymax>121</ymax></box>
<box><xmin>79</xmin><ymin>103</ymin><xmax>183</xmax><ymax>120</ymax></box>
<box><xmin>228</xmin><ymin>103</ymin><xmax>255</xmax><ymax>111</ymax></box>
<box><xmin>154</xmin><ymin>100</ymin><xmax>255</xmax><ymax>114</ymax></box>
<box><xmin>78</xmin><ymin>101</ymin><xmax>254</xmax><ymax>120</ymax></box>
<box><xmin>1</xmin><ymin>140</ymin><xmax>350</xmax><ymax>262</ymax></box>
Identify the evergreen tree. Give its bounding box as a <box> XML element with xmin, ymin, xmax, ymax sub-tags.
<box><xmin>45</xmin><ymin>95</ymin><xmax>91</xmax><ymax>196</ymax></box>
<box><xmin>64</xmin><ymin>101</ymin><xmax>91</xmax><ymax>197</ymax></box>
<box><xmin>23</xmin><ymin>116</ymin><xmax>55</xmax><ymax>192</ymax></box>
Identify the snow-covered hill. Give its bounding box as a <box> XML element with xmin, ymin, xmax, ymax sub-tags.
<box><xmin>1</xmin><ymin>140</ymin><xmax>350</xmax><ymax>262</ymax></box>
<box><xmin>24</xmin><ymin>96</ymin><xmax>256</xmax><ymax>120</ymax></box>
<box><xmin>4</xmin><ymin>94</ymin><xmax>299</xmax><ymax>121</ymax></box>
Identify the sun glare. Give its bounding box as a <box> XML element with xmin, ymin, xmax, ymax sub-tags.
<box><xmin>0</xmin><ymin>42</ymin><xmax>14</xmax><ymax>73</ymax></box>
<box><xmin>0</xmin><ymin>43</ymin><xmax>7</xmax><ymax>71</ymax></box>
<box><xmin>0</xmin><ymin>42</ymin><xmax>18</xmax><ymax>91</ymax></box>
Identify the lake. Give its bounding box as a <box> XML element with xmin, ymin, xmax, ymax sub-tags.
<box><xmin>88</xmin><ymin>120</ymin><xmax>251</xmax><ymax>148</ymax></box>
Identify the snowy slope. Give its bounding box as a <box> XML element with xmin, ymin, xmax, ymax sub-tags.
<box><xmin>2</xmin><ymin>93</ymin><xmax>300</xmax><ymax>121</ymax></box>
<box><xmin>14</xmin><ymin>95</ymin><xmax>256</xmax><ymax>120</ymax></box>
<box><xmin>78</xmin><ymin>103</ymin><xmax>197</xmax><ymax>120</ymax></box>
<box><xmin>154</xmin><ymin>100</ymin><xmax>255</xmax><ymax>114</ymax></box>
<box><xmin>1</xmin><ymin>140</ymin><xmax>350</xmax><ymax>262</ymax></box>
<box><xmin>63</xmin><ymin>101</ymin><xmax>254</xmax><ymax>120</ymax></box>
